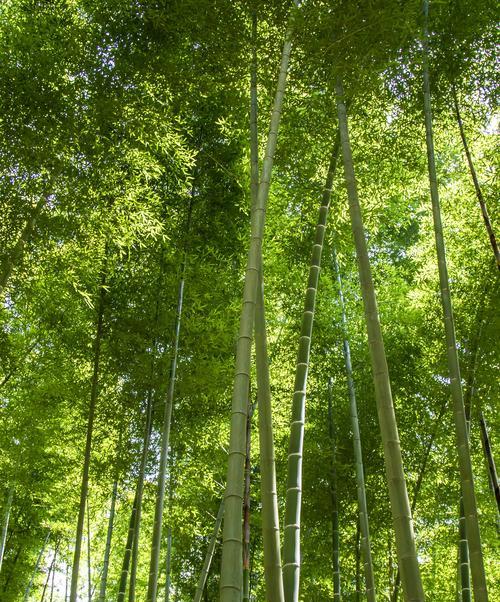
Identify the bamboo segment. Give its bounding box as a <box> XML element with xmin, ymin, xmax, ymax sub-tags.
<box><xmin>422</xmin><ymin>3</ymin><xmax>488</xmax><ymax>600</ymax></box>
<box><xmin>283</xmin><ymin>134</ymin><xmax>340</xmax><ymax>602</ymax></box>
<box><xmin>219</xmin><ymin>8</ymin><xmax>294</xmax><ymax>599</ymax></box>
<box><xmin>334</xmin><ymin>77</ymin><xmax>424</xmax><ymax>601</ymax></box>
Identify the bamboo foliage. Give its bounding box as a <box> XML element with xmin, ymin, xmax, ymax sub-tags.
<box><xmin>334</xmin><ymin>76</ymin><xmax>424</xmax><ymax>601</ymax></box>
<box><xmin>422</xmin><ymin>2</ymin><xmax>488</xmax><ymax>600</ymax></box>
<box><xmin>283</xmin><ymin>133</ymin><xmax>340</xmax><ymax>602</ymax></box>
<box><xmin>219</xmin><ymin>7</ymin><xmax>295</xmax><ymax>599</ymax></box>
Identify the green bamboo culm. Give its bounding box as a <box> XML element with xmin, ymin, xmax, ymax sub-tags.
<box><xmin>0</xmin><ymin>486</ymin><xmax>14</xmax><ymax>574</ymax></box>
<box><xmin>327</xmin><ymin>379</ymin><xmax>341</xmax><ymax>601</ymax></box>
<box><xmin>219</xmin><ymin>6</ymin><xmax>295</xmax><ymax>599</ymax></box>
<box><xmin>422</xmin><ymin>2</ymin><xmax>488</xmax><ymax>600</ymax></box>
<box><xmin>282</xmin><ymin>133</ymin><xmax>340</xmax><ymax>602</ymax></box>
<box><xmin>332</xmin><ymin>248</ymin><xmax>377</xmax><ymax>602</ymax></box>
<box><xmin>70</xmin><ymin>255</ymin><xmax>108</xmax><ymax>602</ymax></box>
<box><xmin>193</xmin><ymin>500</ymin><xmax>224</xmax><ymax>602</ymax></box>
<box><xmin>334</xmin><ymin>76</ymin><xmax>424</xmax><ymax>602</ymax></box>
<box><xmin>98</xmin><ymin>476</ymin><xmax>118</xmax><ymax>602</ymax></box>
<box><xmin>147</xmin><ymin>201</ymin><xmax>192</xmax><ymax>602</ymax></box>
<box><xmin>249</xmin><ymin>7</ymin><xmax>285</xmax><ymax>600</ymax></box>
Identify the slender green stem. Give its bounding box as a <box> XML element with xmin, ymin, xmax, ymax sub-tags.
<box><xmin>332</xmin><ymin>248</ymin><xmax>377</xmax><ymax>602</ymax></box>
<box><xmin>327</xmin><ymin>379</ymin><xmax>341</xmax><ymax>601</ymax></box>
<box><xmin>0</xmin><ymin>487</ymin><xmax>14</xmax><ymax>574</ymax></box>
<box><xmin>283</xmin><ymin>133</ymin><xmax>340</xmax><ymax>602</ymax></box>
<box><xmin>193</xmin><ymin>501</ymin><xmax>224</xmax><ymax>602</ymax></box>
<box><xmin>335</xmin><ymin>76</ymin><xmax>424</xmax><ymax>601</ymax></box>
<box><xmin>220</xmin><ymin>9</ymin><xmax>294</xmax><ymax>599</ymax></box>
<box><xmin>422</xmin><ymin>3</ymin><xmax>487</xmax><ymax>599</ymax></box>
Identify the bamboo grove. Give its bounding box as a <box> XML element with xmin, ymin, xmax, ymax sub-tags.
<box><xmin>0</xmin><ymin>1</ymin><xmax>498</xmax><ymax>601</ymax></box>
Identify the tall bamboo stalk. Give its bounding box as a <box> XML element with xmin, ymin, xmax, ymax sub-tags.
<box><xmin>70</xmin><ymin>257</ymin><xmax>107</xmax><ymax>602</ymax></box>
<box><xmin>0</xmin><ymin>196</ymin><xmax>46</xmax><ymax>296</ymax></box>
<box><xmin>248</xmin><ymin>8</ymin><xmax>284</xmax><ymax>598</ymax></box>
<box><xmin>422</xmin><ymin>3</ymin><xmax>487</xmax><ymax>600</ymax></box>
<box><xmin>164</xmin><ymin>527</ymin><xmax>172</xmax><ymax>602</ymax></box>
<box><xmin>479</xmin><ymin>413</ymin><xmax>500</xmax><ymax>512</ymax></box>
<box><xmin>98</xmin><ymin>476</ymin><xmax>118</xmax><ymax>602</ymax></box>
<box><xmin>242</xmin><ymin>401</ymin><xmax>253</xmax><ymax>602</ymax></box>
<box><xmin>220</xmin><ymin>8</ymin><xmax>294</xmax><ymax>600</ymax></box>
<box><xmin>0</xmin><ymin>487</ymin><xmax>14</xmax><ymax>574</ymax></box>
<box><xmin>128</xmin><ymin>392</ymin><xmax>154</xmax><ymax>602</ymax></box>
<box><xmin>332</xmin><ymin>248</ymin><xmax>377</xmax><ymax>602</ymax></box>
<box><xmin>87</xmin><ymin>497</ymin><xmax>92</xmax><ymax>602</ymax></box>
<box><xmin>327</xmin><ymin>379</ymin><xmax>341</xmax><ymax>602</ymax></box>
<box><xmin>283</xmin><ymin>133</ymin><xmax>341</xmax><ymax>602</ymax></box>
<box><xmin>193</xmin><ymin>500</ymin><xmax>224</xmax><ymax>602</ymax></box>
<box><xmin>391</xmin><ymin>398</ymin><xmax>448</xmax><ymax>602</ymax></box>
<box><xmin>147</xmin><ymin>200</ymin><xmax>192</xmax><ymax>602</ymax></box>
<box><xmin>24</xmin><ymin>531</ymin><xmax>51</xmax><ymax>602</ymax></box>
<box><xmin>41</xmin><ymin>541</ymin><xmax>59</xmax><ymax>602</ymax></box>
<box><xmin>452</xmin><ymin>87</ymin><xmax>500</xmax><ymax>270</ymax></box>
<box><xmin>334</xmin><ymin>76</ymin><xmax>424</xmax><ymax>601</ymax></box>
<box><xmin>459</xmin><ymin>498</ymin><xmax>471</xmax><ymax>602</ymax></box>
<box><xmin>118</xmin><ymin>488</ymin><xmax>140</xmax><ymax>602</ymax></box>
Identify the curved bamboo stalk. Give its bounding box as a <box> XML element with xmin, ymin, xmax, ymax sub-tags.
<box><xmin>422</xmin><ymin>3</ymin><xmax>487</xmax><ymax>600</ymax></box>
<box><xmin>282</xmin><ymin>134</ymin><xmax>340</xmax><ymax>602</ymax></box>
<box><xmin>219</xmin><ymin>9</ymin><xmax>294</xmax><ymax>600</ymax></box>
<box><xmin>332</xmin><ymin>248</ymin><xmax>377</xmax><ymax>602</ymax></box>
<box><xmin>479</xmin><ymin>413</ymin><xmax>500</xmax><ymax>512</ymax></box>
<box><xmin>334</xmin><ymin>76</ymin><xmax>424</xmax><ymax>601</ymax></box>
<box><xmin>193</xmin><ymin>500</ymin><xmax>224</xmax><ymax>602</ymax></box>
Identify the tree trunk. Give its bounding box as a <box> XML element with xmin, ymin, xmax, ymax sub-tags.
<box><xmin>422</xmin><ymin>3</ymin><xmax>488</xmax><ymax>600</ymax></box>
<box><xmin>452</xmin><ymin>86</ymin><xmax>500</xmax><ymax>270</ymax></box>
<box><xmin>327</xmin><ymin>379</ymin><xmax>341</xmax><ymax>602</ymax></box>
<box><xmin>118</xmin><ymin>488</ymin><xmax>140</xmax><ymax>602</ymax></box>
<box><xmin>0</xmin><ymin>487</ymin><xmax>14</xmax><ymax>574</ymax></box>
<box><xmin>479</xmin><ymin>413</ymin><xmax>500</xmax><ymax>512</ymax></box>
<box><xmin>220</xmin><ymin>8</ymin><xmax>294</xmax><ymax>600</ymax></box>
<box><xmin>334</xmin><ymin>76</ymin><xmax>424</xmax><ymax>601</ymax></box>
<box><xmin>0</xmin><ymin>195</ymin><xmax>46</xmax><ymax>296</ymax></box>
<box><xmin>193</xmin><ymin>500</ymin><xmax>224</xmax><ymax>602</ymax></box>
<box><xmin>98</xmin><ymin>468</ymin><xmax>119</xmax><ymax>601</ymax></box>
<box><xmin>459</xmin><ymin>498</ymin><xmax>471</xmax><ymax>602</ymax></box>
<box><xmin>332</xmin><ymin>248</ymin><xmax>377</xmax><ymax>602</ymax></box>
<box><xmin>70</xmin><ymin>259</ymin><xmax>107</xmax><ymax>602</ymax></box>
<box><xmin>283</xmin><ymin>132</ymin><xmax>341</xmax><ymax>602</ymax></box>
<box><xmin>147</xmin><ymin>201</ymin><xmax>191</xmax><ymax>602</ymax></box>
